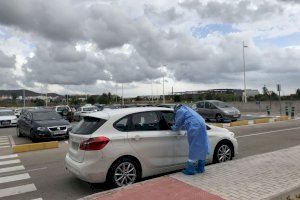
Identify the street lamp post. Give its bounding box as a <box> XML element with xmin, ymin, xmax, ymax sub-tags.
<box><xmin>242</xmin><ymin>41</ymin><xmax>248</xmax><ymax>103</ymax></box>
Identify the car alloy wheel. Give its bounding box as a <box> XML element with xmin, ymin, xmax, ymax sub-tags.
<box><xmin>216</xmin><ymin>114</ymin><xmax>223</xmax><ymax>123</ymax></box>
<box><xmin>114</xmin><ymin>161</ymin><xmax>137</xmax><ymax>187</ymax></box>
<box><xmin>217</xmin><ymin>144</ymin><xmax>232</xmax><ymax>162</ymax></box>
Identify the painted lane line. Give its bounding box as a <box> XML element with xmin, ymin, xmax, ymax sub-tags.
<box><xmin>0</xmin><ymin>142</ymin><xmax>10</xmax><ymax>145</ymax></box>
<box><xmin>0</xmin><ymin>146</ymin><xmax>11</xmax><ymax>149</ymax></box>
<box><xmin>236</xmin><ymin>126</ymin><xmax>300</xmax><ymax>138</ymax></box>
<box><xmin>0</xmin><ymin>165</ymin><xmax>25</xmax><ymax>174</ymax></box>
<box><xmin>0</xmin><ymin>154</ymin><xmax>18</xmax><ymax>160</ymax></box>
<box><xmin>32</xmin><ymin>198</ymin><xmax>43</xmax><ymax>200</ymax></box>
<box><xmin>0</xmin><ymin>136</ymin><xmax>8</xmax><ymax>138</ymax></box>
<box><xmin>9</xmin><ymin>135</ymin><xmax>15</xmax><ymax>146</ymax></box>
<box><xmin>0</xmin><ymin>159</ymin><xmax>21</xmax><ymax>166</ymax></box>
<box><xmin>0</xmin><ymin>173</ymin><xmax>30</xmax><ymax>184</ymax></box>
<box><xmin>26</xmin><ymin>167</ymin><xmax>47</xmax><ymax>173</ymax></box>
<box><xmin>0</xmin><ymin>184</ymin><xmax>37</xmax><ymax>198</ymax></box>
<box><xmin>0</xmin><ymin>139</ymin><xmax>9</xmax><ymax>143</ymax></box>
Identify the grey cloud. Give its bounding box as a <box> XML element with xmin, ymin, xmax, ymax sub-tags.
<box><xmin>179</xmin><ymin>0</ymin><xmax>284</xmax><ymax>24</ymax></box>
<box><xmin>0</xmin><ymin>0</ymin><xmax>83</xmax><ymax>42</ymax></box>
<box><xmin>24</xmin><ymin>42</ymin><xmax>110</xmax><ymax>85</ymax></box>
<box><xmin>144</xmin><ymin>5</ymin><xmax>182</xmax><ymax>25</ymax></box>
<box><xmin>0</xmin><ymin>50</ymin><xmax>18</xmax><ymax>88</ymax></box>
<box><xmin>0</xmin><ymin>51</ymin><xmax>15</xmax><ymax>68</ymax></box>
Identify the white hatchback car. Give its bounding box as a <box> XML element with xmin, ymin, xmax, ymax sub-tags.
<box><xmin>65</xmin><ymin>107</ymin><xmax>238</xmax><ymax>187</ymax></box>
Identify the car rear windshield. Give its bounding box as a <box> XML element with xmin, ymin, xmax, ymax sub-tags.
<box><xmin>33</xmin><ymin>111</ymin><xmax>62</xmax><ymax>121</ymax></box>
<box><xmin>0</xmin><ymin>111</ymin><xmax>14</xmax><ymax>116</ymax></box>
<box><xmin>71</xmin><ymin>116</ymin><xmax>107</xmax><ymax>135</ymax></box>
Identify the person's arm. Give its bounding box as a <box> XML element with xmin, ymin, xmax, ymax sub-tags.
<box><xmin>171</xmin><ymin>109</ymin><xmax>185</xmax><ymax>131</ymax></box>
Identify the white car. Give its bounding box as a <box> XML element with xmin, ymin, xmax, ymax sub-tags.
<box><xmin>65</xmin><ymin>107</ymin><xmax>238</xmax><ymax>187</ymax></box>
<box><xmin>0</xmin><ymin>109</ymin><xmax>18</xmax><ymax>127</ymax></box>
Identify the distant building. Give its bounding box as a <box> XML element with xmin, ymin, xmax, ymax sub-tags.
<box><xmin>173</xmin><ymin>89</ymin><xmax>259</xmax><ymax>97</ymax></box>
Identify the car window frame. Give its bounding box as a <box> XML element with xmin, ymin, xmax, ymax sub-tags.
<box><xmin>127</xmin><ymin>111</ymin><xmax>160</xmax><ymax>132</ymax></box>
<box><xmin>157</xmin><ymin>110</ymin><xmax>175</xmax><ymax>130</ymax></box>
<box><xmin>113</xmin><ymin>115</ymin><xmax>131</xmax><ymax>132</ymax></box>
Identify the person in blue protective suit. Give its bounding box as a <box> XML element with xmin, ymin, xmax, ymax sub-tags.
<box><xmin>171</xmin><ymin>104</ymin><xmax>211</xmax><ymax>175</ymax></box>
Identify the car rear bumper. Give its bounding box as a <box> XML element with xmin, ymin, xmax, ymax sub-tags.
<box><xmin>65</xmin><ymin>153</ymin><xmax>108</xmax><ymax>183</ymax></box>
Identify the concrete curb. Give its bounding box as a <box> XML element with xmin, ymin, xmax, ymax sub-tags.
<box><xmin>267</xmin><ymin>185</ymin><xmax>300</xmax><ymax>200</ymax></box>
<box><xmin>209</xmin><ymin>116</ymin><xmax>297</xmax><ymax>128</ymax></box>
<box><xmin>12</xmin><ymin>141</ymin><xmax>59</xmax><ymax>153</ymax></box>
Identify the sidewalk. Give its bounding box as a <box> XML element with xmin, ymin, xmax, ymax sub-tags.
<box><xmin>80</xmin><ymin>145</ymin><xmax>300</xmax><ymax>200</ymax></box>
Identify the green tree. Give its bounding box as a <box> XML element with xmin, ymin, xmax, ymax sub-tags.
<box><xmin>174</xmin><ymin>95</ymin><xmax>181</xmax><ymax>102</ymax></box>
<box><xmin>33</xmin><ymin>98</ymin><xmax>45</xmax><ymax>106</ymax></box>
<box><xmin>296</xmin><ymin>89</ymin><xmax>300</xmax><ymax>96</ymax></box>
<box><xmin>87</xmin><ymin>96</ymin><xmax>97</xmax><ymax>104</ymax></box>
<box><xmin>262</xmin><ymin>85</ymin><xmax>268</xmax><ymax>95</ymax></box>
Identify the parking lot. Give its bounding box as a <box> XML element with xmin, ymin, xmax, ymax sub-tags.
<box><xmin>0</xmin><ymin>118</ymin><xmax>299</xmax><ymax>200</ymax></box>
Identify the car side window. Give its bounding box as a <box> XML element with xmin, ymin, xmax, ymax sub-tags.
<box><xmin>205</xmin><ymin>102</ymin><xmax>210</xmax><ymax>109</ymax></box>
<box><xmin>114</xmin><ymin>117</ymin><xmax>129</xmax><ymax>132</ymax></box>
<box><xmin>159</xmin><ymin>111</ymin><xmax>175</xmax><ymax>130</ymax></box>
<box><xmin>131</xmin><ymin>112</ymin><xmax>159</xmax><ymax>131</ymax></box>
<box><xmin>197</xmin><ymin>102</ymin><xmax>204</xmax><ymax>108</ymax></box>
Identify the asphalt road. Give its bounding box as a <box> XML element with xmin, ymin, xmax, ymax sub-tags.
<box><xmin>0</xmin><ymin>119</ymin><xmax>299</xmax><ymax>200</ymax></box>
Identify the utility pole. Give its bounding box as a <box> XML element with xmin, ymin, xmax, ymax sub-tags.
<box><xmin>45</xmin><ymin>84</ymin><xmax>48</xmax><ymax>107</ymax></box>
<box><xmin>151</xmin><ymin>79</ymin><xmax>154</xmax><ymax>104</ymax></box>
<box><xmin>121</xmin><ymin>83</ymin><xmax>124</xmax><ymax>106</ymax></box>
<box><xmin>162</xmin><ymin>76</ymin><xmax>165</xmax><ymax>104</ymax></box>
<box><xmin>115</xmin><ymin>84</ymin><xmax>118</xmax><ymax>103</ymax></box>
<box><xmin>23</xmin><ymin>89</ymin><xmax>25</xmax><ymax>107</ymax></box>
<box><xmin>277</xmin><ymin>84</ymin><xmax>281</xmax><ymax>114</ymax></box>
<box><xmin>242</xmin><ymin>41</ymin><xmax>248</xmax><ymax>103</ymax></box>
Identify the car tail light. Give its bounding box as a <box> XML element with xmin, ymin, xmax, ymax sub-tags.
<box><xmin>79</xmin><ymin>136</ymin><xmax>110</xmax><ymax>151</ymax></box>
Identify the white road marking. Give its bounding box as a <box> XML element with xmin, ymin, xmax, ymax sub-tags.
<box><xmin>0</xmin><ymin>184</ymin><xmax>37</xmax><ymax>198</ymax></box>
<box><xmin>32</xmin><ymin>198</ymin><xmax>43</xmax><ymax>200</ymax></box>
<box><xmin>0</xmin><ymin>142</ymin><xmax>10</xmax><ymax>145</ymax></box>
<box><xmin>0</xmin><ymin>154</ymin><xmax>18</xmax><ymax>160</ymax></box>
<box><xmin>0</xmin><ymin>139</ymin><xmax>9</xmax><ymax>143</ymax></box>
<box><xmin>9</xmin><ymin>135</ymin><xmax>15</xmax><ymax>146</ymax></box>
<box><xmin>26</xmin><ymin>167</ymin><xmax>47</xmax><ymax>173</ymax></box>
<box><xmin>236</xmin><ymin>126</ymin><xmax>300</xmax><ymax>138</ymax></box>
<box><xmin>64</xmin><ymin>140</ymin><xmax>68</xmax><ymax>144</ymax></box>
<box><xmin>0</xmin><ymin>136</ymin><xmax>8</xmax><ymax>138</ymax></box>
<box><xmin>0</xmin><ymin>165</ymin><xmax>25</xmax><ymax>174</ymax></box>
<box><xmin>0</xmin><ymin>173</ymin><xmax>30</xmax><ymax>184</ymax></box>
<box><xmin>0</xmin><ymin>159</ymin><xmax>21</xmax><ymax>166</ymax></box>
<box><xmin>0</xmin><ymin>146</ymin><xmax>11</xmax><ymax>149</ymax></box>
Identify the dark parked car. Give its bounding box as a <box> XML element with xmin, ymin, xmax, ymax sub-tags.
<box><xmin>17</xmin><ymin>109</ymin><xmax>72</xmax><ymax>142</ymax></box>
<box><xmin>194</xmin><ymin>100</ymin><xmax>241</xmax><ymax>122</ymax></box>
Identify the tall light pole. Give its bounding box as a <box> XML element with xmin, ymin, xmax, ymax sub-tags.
<box><xmin>121</xmin><ymin>83</ymin><xmax>124</xmax><ymax>106</ymax></box>
<box><xmin>162</xmin><ymin>76</ymin><xmax>165</xmax><ymax>104</ymax></box>
<box><xmin>23</xmin><ymin>89</ymin><xmax>25</xmax><ymax>108</ymax></box>
<box><xmin>242</xmin><ymin>41</ymin><xmax>248</xmax><ymax>103</ymax></box>
<box><xmin>151</xmin><ymin>79</ymin><xmax>154</xmax><ymax>104</ymax></box>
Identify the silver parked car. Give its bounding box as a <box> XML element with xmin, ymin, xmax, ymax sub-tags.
<box><xmin>65</xmin><ymin>107</ymin><xmax>238</xmax><ymax>187</ymax></box>
<box><xmin>194</xmin><ymin>100</ymin><xmax>240</xmax><ymax>122</ymax></box>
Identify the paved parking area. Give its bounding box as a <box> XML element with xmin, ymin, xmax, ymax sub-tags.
<box><xmin>0</xmin><ymin>119</ymin><xmax>299</xmax><ymax>200</ymax></box>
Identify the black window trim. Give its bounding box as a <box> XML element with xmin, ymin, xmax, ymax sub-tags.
<box><xmin>113</xmin><ymin>114</ymin><xmax>131</xmax><ymax>132</ymax></box>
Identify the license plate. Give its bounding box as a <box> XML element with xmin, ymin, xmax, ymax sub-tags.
<box><xmin>72</xmin><ymin>142</ymin><xmax>79</xmax><ymax>150</ymax></box>
<box><xmin>1</xmin><ymin>121</ymin><xmax>10</xmax><ymax>125</ymax></box>
<box><xmin>53</xmin><ymin>131</ymin><xmax>64</xmax><ymax>135</ymax></box>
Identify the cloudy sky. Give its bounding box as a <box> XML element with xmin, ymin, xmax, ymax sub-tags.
<box><xmin>0</xmin><ymin>0</ymin><xmax>299</xmax><ymax>97</ymax></box>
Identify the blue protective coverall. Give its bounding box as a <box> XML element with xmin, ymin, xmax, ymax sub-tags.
<box><xmin>172</xmin><ymin>105</ymin><xmax>211</xmax><ymax>161</ymax></box>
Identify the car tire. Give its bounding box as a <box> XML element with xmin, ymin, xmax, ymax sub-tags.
<box><xmin>16</xmin><ymin>127</ymin><xmax>23</xmax><ymax>137</ymax></box>
<box><xmin>213</xmin><ymin>141</ymin><xmax>233</xmax><ymax>163</ymax></box>
<box><xmin>107</xmin><ymin>157</ymin><xmax>141</xmax><ymax>188</ymax></box>
<box><xmin>215</xmin><ymin>114</ymin><xmax>223</xmax><ymax>123</ymax></box>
